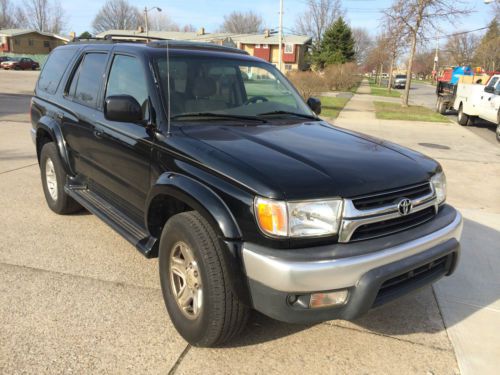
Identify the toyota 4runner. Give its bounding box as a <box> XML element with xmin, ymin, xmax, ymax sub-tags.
<box><xmin>31</xmin><ymin>40</ymin><xmax>462</xmax><ymax>347</ymax></box>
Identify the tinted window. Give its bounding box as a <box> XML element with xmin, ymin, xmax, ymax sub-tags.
<box><xmin>106</xmin><ymin>55</ymin><xmax>148</xmax><ymax>116</ymax></box>
<box><xmin>68</xmin><ymin>53</ymin><xmax>108</xmax><ymax>108</ymax></box>
<box><xmin>38</xmin><ymin>49</ymin><xmax>75</xmax><ymax>94</ymax></box>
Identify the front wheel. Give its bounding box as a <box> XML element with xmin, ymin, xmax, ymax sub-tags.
<box><xmin>159</xmin><ymin>211</ymin><xmax>249</xmax><ymax>347</ymax></box>
<box><xmin>496</xmin><ymin>124</ymin><xmax>500</xmax><ymax>143</ymax></box>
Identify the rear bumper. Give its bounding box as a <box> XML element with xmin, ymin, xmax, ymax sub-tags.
<box><xmin>242</xmin><ymin>206</ymin><xmax>462</xmax><ymax>323</ymax></box>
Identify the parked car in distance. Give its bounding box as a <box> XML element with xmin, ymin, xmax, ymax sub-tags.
<box><xmin>1</xmin><ymin>57</ymin><xmax>40</xmax><ymax>70</ymax></box>
<box><xmin>31</xmin><ymin>40</ymin><xmax>463</xmax><ymax>347</ymax></box>
<box><xmin>0</xmin><ymin>56</ymin><xmax>12</xmax><ymax>63</ymax></box>
<box><xmin>392</xmin><ymin>74</ymin><xmax>407</xmax><ymax>89</ymax></box>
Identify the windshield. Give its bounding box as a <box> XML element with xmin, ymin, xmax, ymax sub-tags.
<box><xmin>154</xmin><ymin>55</ymin><xmax>315</xmax><ymax>120</ymax></box>
<box><xmin>395</xmin><ymin>75</ymin><xmax>406</xmax><ymax>79</ymax></box>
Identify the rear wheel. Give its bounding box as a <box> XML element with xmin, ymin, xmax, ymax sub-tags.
<box><xmin>40</xmin><ymin>142</ymin><xmax>81</xmax><ymax>214</ymax></box>
<box><xmin>437</xmin><ymin>99</ymin><xmax>447</xmax><ymax>115</ymax></box>
<box><xmin>159</xmin><ymin>211</ymin><xmax>249</xmax><ymax>347</ymax></box>
<box><xmin>457</xmin><ymin>104</ymin><xmax>471</xmax><ymax>126</ymax></box>
<box><xmin>496</xmin><ymin>124</ymin><xmax>500</xmax><ymax>143</ymax></box>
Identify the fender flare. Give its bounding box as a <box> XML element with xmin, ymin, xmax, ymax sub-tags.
<box><xmin>146</xmin><ymin>172</ymin><xmax>242</xmax><ymax>240</ymax></box>
<box><xmin>36</xmin><ymin>117</ymin><xmax>74</xmax><ymax>175</ymax></box>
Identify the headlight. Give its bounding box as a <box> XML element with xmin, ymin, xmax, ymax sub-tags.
<box><xmin>255</xmin><ymin>197</ymin><xmax>343</xmax><ymax>237</ymax></box>
<box><xmin>431</xmin><ymin>172</ymin><xmax>447</xmax><ymax>205</ymax></box>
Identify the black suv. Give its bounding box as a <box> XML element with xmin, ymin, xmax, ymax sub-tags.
<box><xmin>31</xmin><ymin>40</ymin><xmax>462</xmax><ymax>347</ymax></box>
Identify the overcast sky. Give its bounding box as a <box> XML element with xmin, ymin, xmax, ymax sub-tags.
<box><xmin>13</xmin><ymin>0</ymin><xmax>497</xmax><ymax>37</ymax></box>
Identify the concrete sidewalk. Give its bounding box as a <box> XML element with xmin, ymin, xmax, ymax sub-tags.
<box><xmin>334</xmin><ymin>79</ymin><xmax>500</xmax><ymax>375</ymax></box>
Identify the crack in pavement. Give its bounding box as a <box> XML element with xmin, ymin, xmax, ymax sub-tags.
<box><xmin>323</xmin><ymin>320</ymin><xmax>454</xmax><ymax>353</ymax></box>
<box><xmin>0</xmin><ymin>163</ymin><xmax>37</xmax><ymax>175</ymax></box>
<box><xmin>168</xmin><ymin>344</ymin><xmax>192</xmax><ymax>374</ymax></box>
<box><xmin>0</xmin><ymin>261</ymin><xmax>161</xmax><ymax>291</ymax></box>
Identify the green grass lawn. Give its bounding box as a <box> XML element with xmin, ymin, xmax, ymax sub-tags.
<box><xmin>369</xmin><ymin>82</ymin><xmax>401</xmax><ymax>98</ymax></box>
<box><xmin>319</xmin><ymin>96</ymin><xmax>351</xmax><ymax>119</ymax></box>
<box><xmin>373</xmin><ymin>101</ymin><xmax>449</xmax><ymax>122</ymax></box>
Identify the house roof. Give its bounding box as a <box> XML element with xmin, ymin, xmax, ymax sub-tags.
<box><xmin>95</xmin><ymin>30</ymin><xmax>312</xmax><ymax>45</ymax></box>
<box><xmin>0</xmin><ymin>29</ymin><xmax>69</xmax><ymax>41</ymax></box>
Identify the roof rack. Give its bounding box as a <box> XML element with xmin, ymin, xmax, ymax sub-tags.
<box><xmin>103</xmin><ymin>33</ymin><xmax>168</xmax><ymax>41</ymax></box>
<box><xmin>69</xmin><ymin>34</ymin><xmax>169</xmax><ymax>44</ymax></box>
<box><xmin>148</xmin><ymin>40</ymin><xmax>249</xmax><ymax>55</ymax></box>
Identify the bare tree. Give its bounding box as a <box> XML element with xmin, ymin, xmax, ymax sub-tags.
<box><xmin>220</xmin><ymin>11</ymin><xmax>263</xmax><ymax>34</ymax></box>
<box><xmin>381</xmin><ymin>12</ymin><xmax>407</xmax><ymax>91</ymax></box>
<box><xmin>181</xmin><ymin>24</ymin><xmax>196</xmax><ymax>32</ymax></box>
<box><xmin>148</xmin><ymin>12</ymin><xmax>179</xmax><ymax>31</ymax></box>
<box><xmin>22</xmin><ymin>0</ymin><xmax>66</xmax><ymax>33</ymax></box>
<box><xmin>295</xmin><ymin>0</ymin><xmax>344</xmax><ymax>44</ymax></box>
<box><xmin>445</xmin><ymin>32</ymin><xmax>479</xmax><ymax>66</ymax></box>
<box><xmin>0</xmin><ymin>0</ymin><xmax>25</xmax><ymax>28</ymax></box>
<box><xmin>364</xmin><ymin>35</ymin><xmax>391</xmax><ymax>83</ymax></box>
<box><xmin>92</xmin><ymin>0</ymin><xmax>142</xmax><ymax>34</ymax></box>
<box><xmin>352</xmin><ymin>27</ymin><xmax>373</xmax><ymax>65</ymax></box>
<box><xmin>384</xmin><ymin>0</ymin><xmax>470</xmax><ymax>106</ymax></box>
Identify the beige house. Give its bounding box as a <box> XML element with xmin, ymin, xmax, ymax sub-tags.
<box><xmin>96</xmin><ymin>29</ymin><xmax>312</xmax><ymax>71</ymax></box>
<box><xmin>0</xmin><ymin>29</ymin><xmax>68</xmax><ymax>54</ymax></box>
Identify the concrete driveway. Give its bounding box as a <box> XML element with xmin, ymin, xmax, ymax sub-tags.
<box><xmin>0</xmin><ymin>70</ymin><xmax>498</xmax><ymax>374</ymax></box>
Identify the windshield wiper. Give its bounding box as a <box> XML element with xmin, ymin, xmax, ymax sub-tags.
<box><xmin>171</xmin><ymin>112</ymin><xmax>267</xmax><ymax>123</ymax></box>
<box><xmin>257</xmin><ymin>110</ymin><xmax>319</xmax><ymax>120</ymax></box>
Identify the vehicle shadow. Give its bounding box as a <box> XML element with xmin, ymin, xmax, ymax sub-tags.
<box><xmin>222</xmin><ymin>217</ymin><xmax>500</xmax><ymax>347</ymax></box>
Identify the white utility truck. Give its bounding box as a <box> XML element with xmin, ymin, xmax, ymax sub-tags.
<box><xmin>453</xmin><ymin>74</ymin><xmax>500</xmax><ymax>141</ymax></box>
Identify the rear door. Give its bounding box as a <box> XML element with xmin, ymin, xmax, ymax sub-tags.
<box><xmin>60</xmin><ymin>51</ymin><xmax>109</xmax><ymax>179</ymax></box>
<box><xmin>90</xmin><ymin>52</ymin><xmax>153</xmax><ymax>217</ymax></box>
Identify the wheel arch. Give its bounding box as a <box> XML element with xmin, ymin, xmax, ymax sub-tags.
<box><xmin>145</xmin><ymin>173</ymin><xmax>242</xmax><ymax>241</ymax></box>
<box><xmin>35</xmin><ymin>118</ymin><xmax>74</xmax><ymax>175</ymax></box>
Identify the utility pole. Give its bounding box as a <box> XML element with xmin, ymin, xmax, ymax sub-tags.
<box><xmin>278</xmin><ymin>0</ymin><xmax>283</xmax><ymax>72</ymax></box>
<box><xmin>144</xmin><ymin>6</ymin><xmax>162</xmax><ymax>36</ymax></box>
<box><xmin>432</xmin><ymin>34</ymin><xmax>439</xmax><ymax>81</ymax></box>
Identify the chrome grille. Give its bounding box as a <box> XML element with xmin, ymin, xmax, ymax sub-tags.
<box><xmin>339</xmin><ymin>182</ymin><xmax>438</xmax><ymax>242</ymax></box>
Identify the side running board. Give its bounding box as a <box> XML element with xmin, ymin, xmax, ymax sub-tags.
<box><xmin>64</xmin><ymin>185</ymin><xmax>158</xmax><ymax>258</ymax></box>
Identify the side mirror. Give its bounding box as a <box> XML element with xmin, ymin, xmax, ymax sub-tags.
<box><xmin>104</xmin><ymin>95</ymin><xmax>143</xmax><ymax>123</ymax></box>
<box><xmin>484</xmin><ymin>85</ymin><xmax>495</xmax><ymax>94</ymax></box>
<box><xmin>307</xmin><ymin>97</ymin><xmax>321</xmax><ymax>115</ymax></box>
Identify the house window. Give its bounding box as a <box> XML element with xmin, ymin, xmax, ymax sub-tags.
<box><xmin>263</xmin><ymin>44</ymin><xmax>269</xmax><ymax>49</ymax></box>
<box><xmin>14</xmin><ymin>39</ymin><xmax>20</xmax><ymax>45</ymax></box>
<box><xmin>28</xmin><ymin>39</ymin><xmax>34</xmax><ymax>46</ymax></box>
<box><xmin>284</xmin><ymin>43</ymin><xmax>294</xmax><ymax>54</ymax></box>
<box><xmin>255</xmin><ymin>44</ymin><xmax>260</xmax><ymax>48</ymax></box>
<box><xmin>285</xmin><ymin>64</ymin><xmax>292</xmax><ymax>71</ymax></box>
<box><xmin>43</xmin><ymin>41</ymin><xmax>50</xmax><ymax>48</ymax></box>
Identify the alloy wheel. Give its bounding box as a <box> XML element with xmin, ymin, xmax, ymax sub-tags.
<box><xmin>169</xmin><ymin>241</ymin><xmax>203</xmax><ymax>320</ymax></box>
<box><xmin>45</xmin><ymin>158</ymin><xmax>58</xmax><ymax>201</ymax></box>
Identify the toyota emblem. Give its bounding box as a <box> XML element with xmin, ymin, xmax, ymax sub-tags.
<box><xmin>397</xmin><ymin>198</ymin><xmax>412</xmax><ymax>216</ymax></box>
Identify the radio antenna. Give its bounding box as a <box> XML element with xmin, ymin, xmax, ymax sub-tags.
<box><xmin>166</xmin><ymin>40</ymin><xmax>172</xmax><ymax>136</ymax></box>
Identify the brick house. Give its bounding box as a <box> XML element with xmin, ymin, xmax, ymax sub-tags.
<box><xmin>96</xmin><ymin>29</ymin><xmax>312</xmax><ymax>71</ymax></box>
<box><xmin>233</xmin><ymin>33</ymin><xmax>312</xmax><ymax>72</ymax></box>
<box><xmin>0</xmin><ymin>29</ymin><xmax>68</xmax><ymax>54</ymax></box>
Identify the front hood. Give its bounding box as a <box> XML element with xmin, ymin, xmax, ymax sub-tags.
<box><xmin>179</xmin><ymin>121</ymin><xmax>439</xmax><ymax>200</ymax></box>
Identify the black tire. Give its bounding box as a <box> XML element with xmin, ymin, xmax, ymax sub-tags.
<box><xmin>40</xmin><ymin>142</ymin><xmax>81</xmax><ymax>214</ymax></box>
<box><xmin>457</xmin><ymin>104</ymin><xmax>470</xmax><ymax>126</ymax></box>
<box><xmin>437</xmin><ymin>99</ymin><xmax>447</xmax><ymax>115</ymax></box>
<box><xmin>435</xmin><ymin>97</ymin><xmax>442</xmax><ymax>113</ymax></box>
<box><xmin>159</xmin><ymin>211</ymin><xmax>249</xmax><ymax>347</ymax></box>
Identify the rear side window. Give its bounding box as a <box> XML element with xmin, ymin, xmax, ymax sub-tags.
<box><xmin>67</xmin><ymin>53</ymin><xmax>108</xmax><ymax>108</ymax></box>
<box><xmin>38</xmin><ymin>49</ymin><xmax>75</xmax><ymax>94</ymax></box>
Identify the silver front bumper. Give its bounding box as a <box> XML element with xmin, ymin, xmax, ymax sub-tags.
<box><xmin>242</xmin><ymin>210</ymin><xmax>462</xmax><ymax>293</ymax></box>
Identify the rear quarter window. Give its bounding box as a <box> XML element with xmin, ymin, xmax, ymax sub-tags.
<box><xmin>38</xmin><ymin>48</ymin><xmax>76</xmax><ymax>95</ymax></box>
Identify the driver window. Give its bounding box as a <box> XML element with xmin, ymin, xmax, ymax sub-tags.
<box><xmin>106</xmin><ymin>55</ymin><xmax>148</xmax><ymax>119</ymax></box>
<box><xmin>240</xmin><ymin>66</ymin><xmax>296</xmax><ymax>107</ymax></box>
